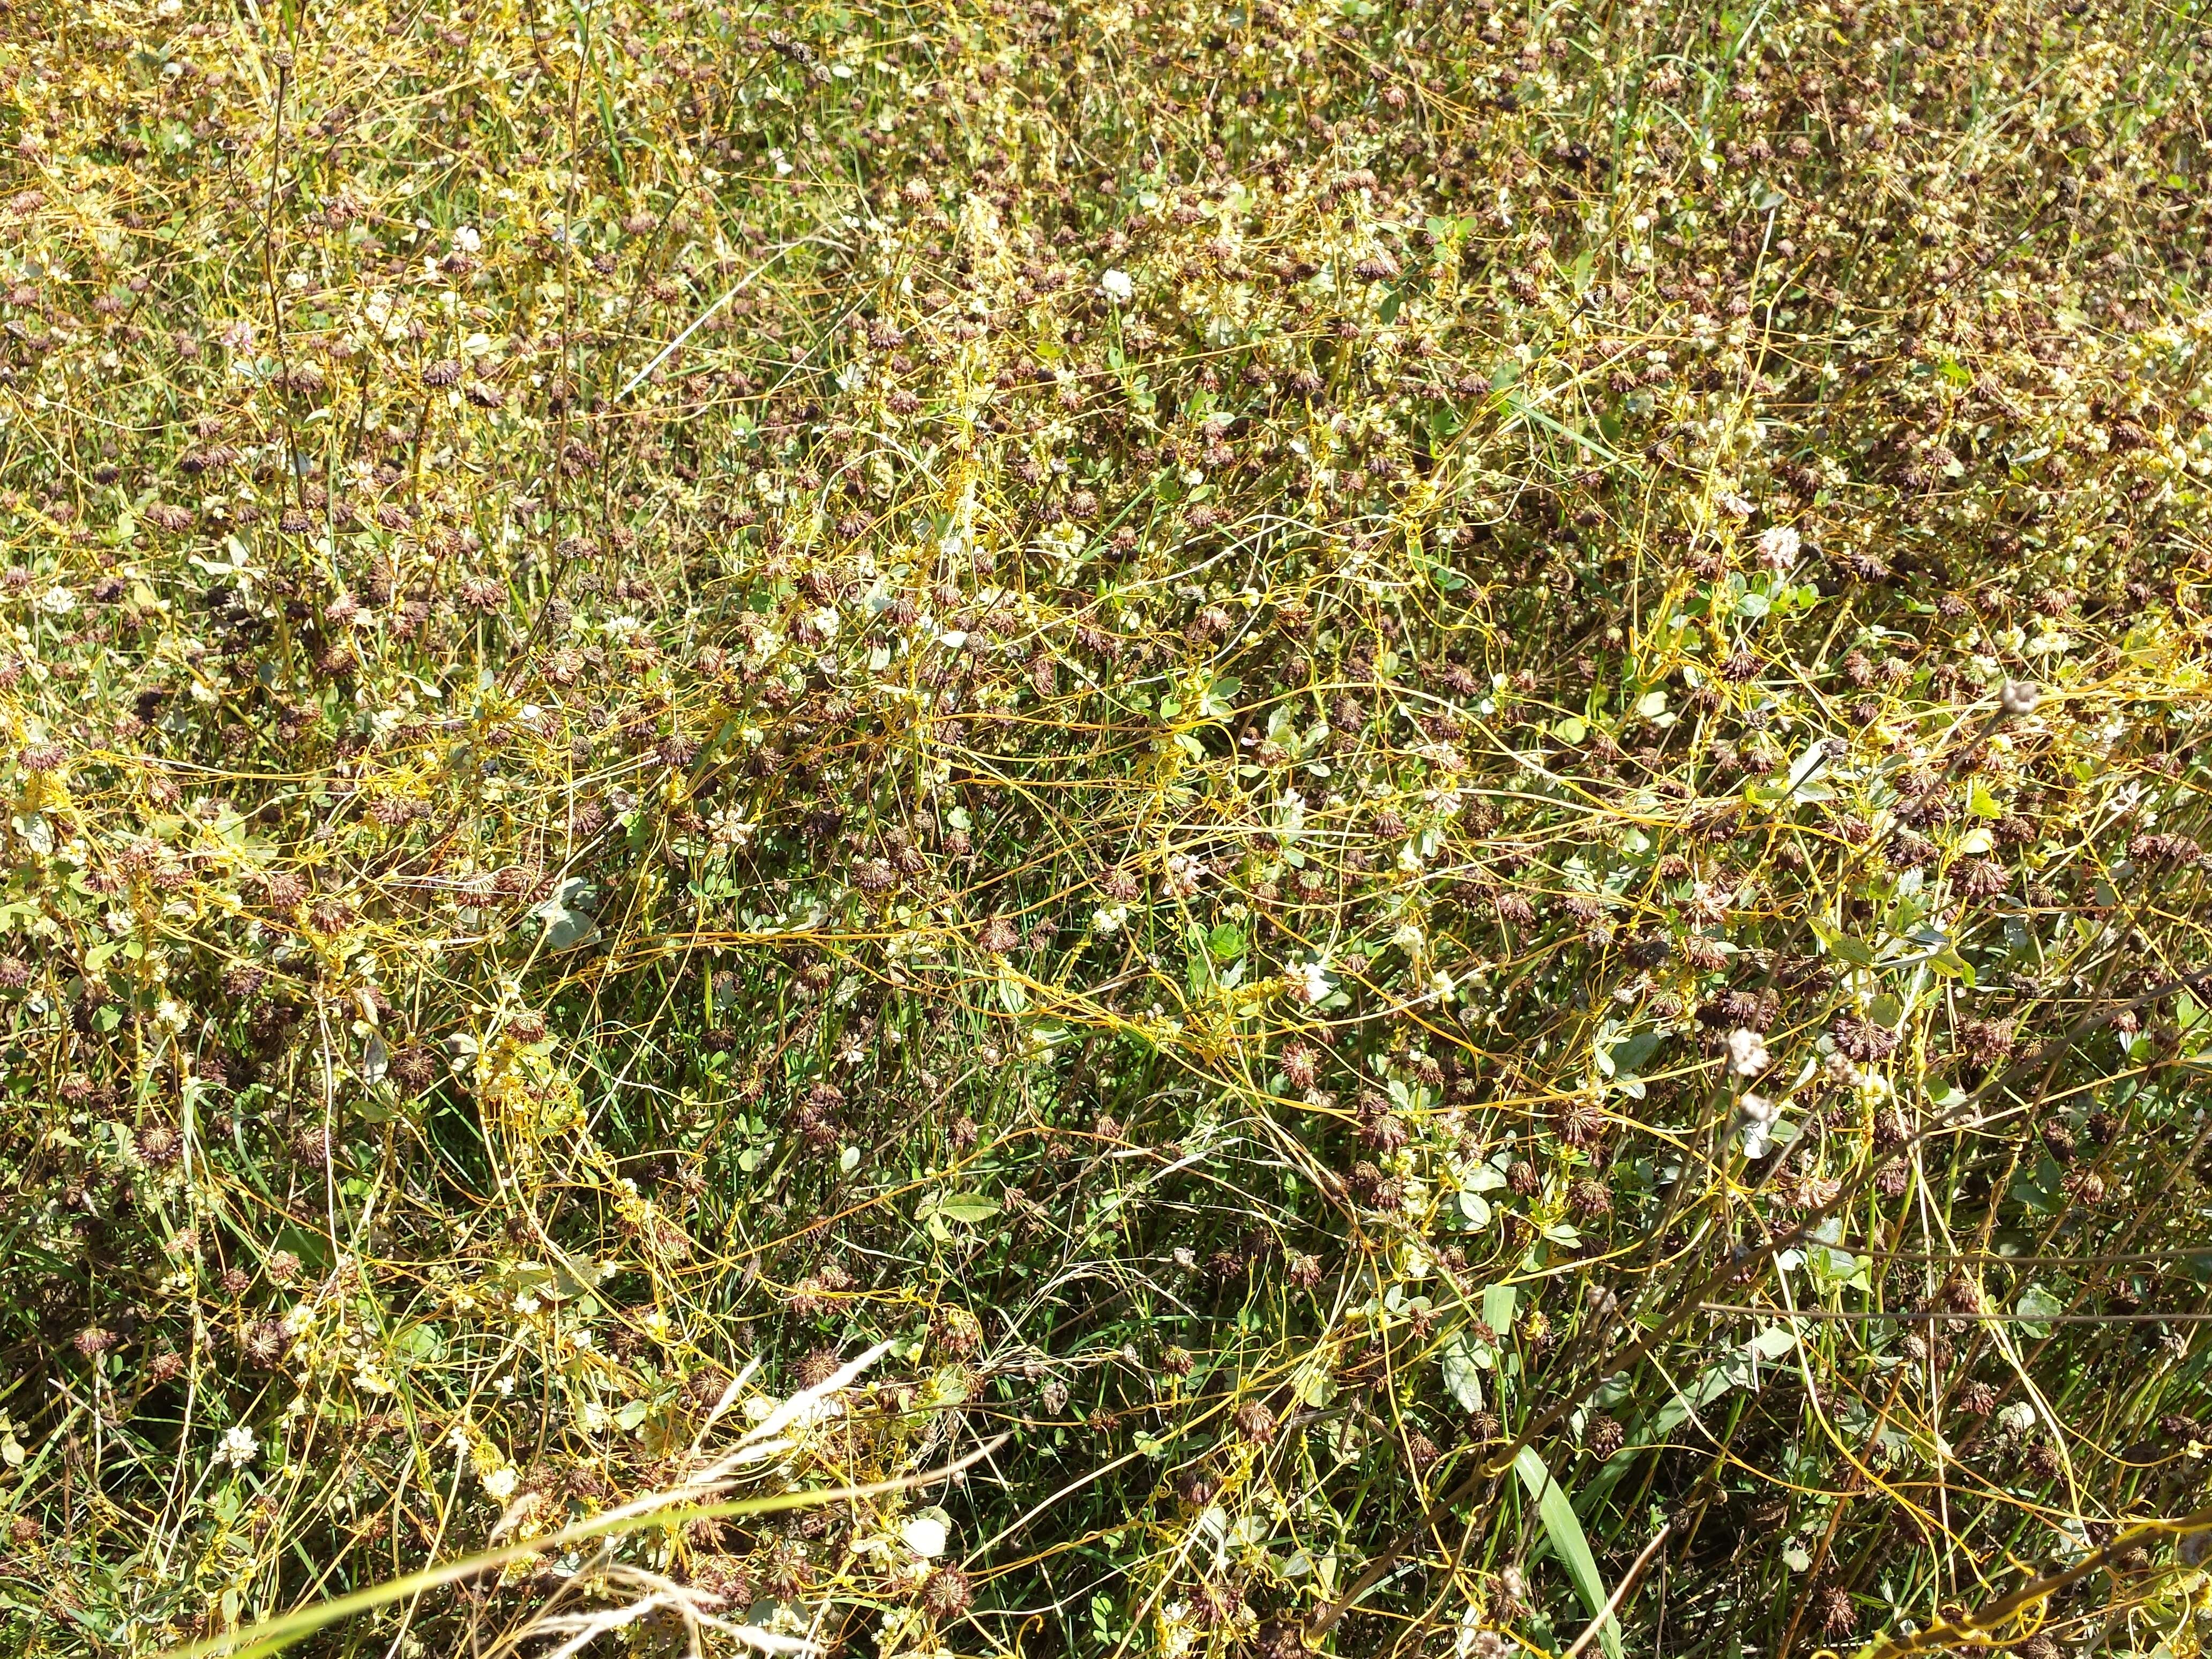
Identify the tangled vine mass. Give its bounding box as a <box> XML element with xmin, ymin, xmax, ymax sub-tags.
<box><xmin>3</xmin><ymin>0</ymin><xmax>2212</xmax><ymax>1655</ymax></box>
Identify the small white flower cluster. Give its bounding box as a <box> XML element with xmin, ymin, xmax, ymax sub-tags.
<box><xmin>1737</xmin><ymin>1093</ymin><xmax>1782</xmax><ymax>1159</ymax></box>
<box><xmin>1294</xmin><ymin>957</ymin><xmax>1334</xmax><ymax>1005</ymax></box>
<box><xmin>1727</xmin><ymin>1027</ymin><xmax>1770</xmax><ymax>1077</ymax></box>
<box><xmin>216</xmin><ymin>1423</ymin><xmax>258</xmax><ymax>1469</ymax></box>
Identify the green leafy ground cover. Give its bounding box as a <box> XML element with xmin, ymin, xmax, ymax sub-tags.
<box><xmin>3</xmin><ymin>1</ymin><xmax>2212</xmax><ymax>1655</ymax></box>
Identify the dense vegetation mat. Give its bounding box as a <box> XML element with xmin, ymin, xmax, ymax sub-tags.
<box><xmin>3</xmin><ymin>0</ymin><xmax>2212</xmax><ymax>1655</ymax></box>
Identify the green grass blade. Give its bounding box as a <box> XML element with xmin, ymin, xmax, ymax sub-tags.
<box><xmin>1515</xmin><ymin>1447</ymin><xmax>1621</xmax><ymax>1659</ymax></box>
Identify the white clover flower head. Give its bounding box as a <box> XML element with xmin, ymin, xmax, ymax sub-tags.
<box><xmin>1727</xmin><ymin>1027</ymin><xmax>1770</xmax><ymax>1078</ymax></box>
<box><xmin>1100</xmin><ymin>268</ymin><xmax>1134</xmax><ymax>303</ymax></box>
<box><xmin>2000</xmin><ymin>679</ymin><xmax>2039</xmax><ymax>716</ymax></box>
<box><xmin>216</xmin><ymin>1424</ymin><xmax>259</xmax><ymax>1469</ymax></box>
<box><xmin>1737</xmin><ymin>1100</ymin><xmax>1778</xmax><ymax>1159</ymax></box>
<box><xmin>1296</xmin><ymin>958</ymin><xmax>1334</xmax><ymax>1005</ymax></box>
<box><xmin>1163</xmin><ymin>851</ymin><xmax>1207</xmax><ymax>897</ymax></box>
<box><xmin>1757</xmin><ymin>524</ymin><xmax>1800</xmax><ymax>571</ymax></box>
<box><xmin>453</xmin><ymin>225</ymin><xmax>482</xmax><ymax>255</ymax></box>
